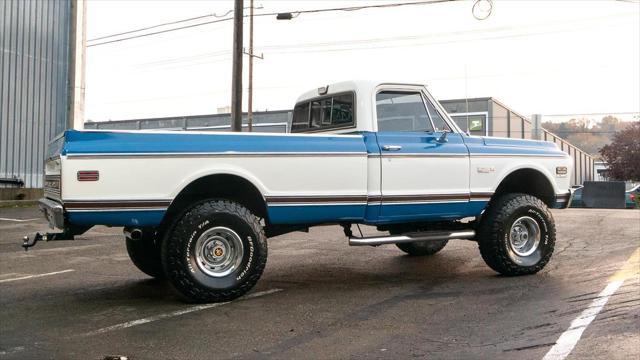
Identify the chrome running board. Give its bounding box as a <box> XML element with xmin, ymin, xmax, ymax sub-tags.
<box><xmin>348</xmin><ymin>230</ymin><xmax>475</xmax><ymax>246</ymax></box>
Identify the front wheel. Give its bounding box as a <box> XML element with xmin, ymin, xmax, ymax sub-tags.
<box><xmin>390</xmin><ymin>225</ymin><xmax>448</xmax><ymax>256</ymax></box>
<box><xmin>162</xmin><ymin>200</ymin><xmax>268</xmax><ymax>303</ymax></box>
<box><xmin>395</xmin><ymin>240</ymin><xmax>448</xmax><ymax>256</ymax></box>
<box><xmin>477</xmin><ymin>193</ymin><xmax>555</xmax><ymax>276</ymax></box>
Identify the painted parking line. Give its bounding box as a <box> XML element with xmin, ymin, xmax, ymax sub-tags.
<box><xmin>83</xmin><ymin>288</ymin><xmax>283</xmax><ymax>336</ymax></box>
<box><xmin>543</xmin><ymin>248</ymin><xmax>640</xmax><ymax>360</ymax></box>
<box><xmin>0</xmin><ymin>273</ymin><xmax>20</xmax><ymax>279</ymax></box>
<box><xmin>0</xmin><ymin>217</ymin><xmax>39</xmax><ymax>222</ymax></box>
<box><xmin>0</xmin><ymin>269</ymin><xmax>75</xmax><ymax>284</ymax></box>
<box><xmin>0</xmin><ymin>346</ymin><xmax>25</xmax><ymax>356</ymax></box>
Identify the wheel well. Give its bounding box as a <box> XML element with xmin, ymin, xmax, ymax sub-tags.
<box><xmin>492</xmin><ymin>169</ymin><xmax>555</xmax><ymax>207</ymax></box>
<box><xmin>161</xmin><ymin>174</ymin><xmax>268</xmax><ymax>229</ymax></box>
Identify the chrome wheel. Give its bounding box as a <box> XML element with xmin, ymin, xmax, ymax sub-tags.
<box><xmin>194</xmin><ymin>226</ymin><xmax>244</xmax><ymax>277</ymax></box>
<box><xmin>509</xmin><ymin>216</ymin><xmax>540</xmax><ymax>257</ymax></box>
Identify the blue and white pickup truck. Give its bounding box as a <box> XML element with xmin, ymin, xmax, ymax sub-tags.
<box><xmin>30</xmin><ymin>81</ymin><xmax>573</xmax><ymax>303</ymax></box>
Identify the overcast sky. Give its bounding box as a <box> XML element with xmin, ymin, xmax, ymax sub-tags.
<box><xmin>84</xmin><ymin>0</ymin><xmax>640</xmax><ymax>123</ymax></box>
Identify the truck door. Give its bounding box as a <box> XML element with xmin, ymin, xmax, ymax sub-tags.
<box><xmin>375</xmin><ymin>88</ymin><xmax>472</xmax><ymax>222</ymax></box>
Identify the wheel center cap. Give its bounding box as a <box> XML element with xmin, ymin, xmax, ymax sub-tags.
<box><xmin>213</xmin><ymin>247</ymin><xmax>224</xmax><ymax>257</ymax></box>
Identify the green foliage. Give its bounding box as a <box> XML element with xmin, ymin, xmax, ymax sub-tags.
<box><xmin>542</xmin><ymin>116</ymin><xmax>636</xmax><ymax>156</ymax></box>
<box><xmin>599</xmin><ymin>121</ymin><xmax>640</xmax><ymax>181</ymax></box>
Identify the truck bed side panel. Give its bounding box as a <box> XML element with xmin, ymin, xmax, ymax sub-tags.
<box><xmin>58</xmin><ymin>130</ymin><xmax>369</xmax><ymax>226</ymax></box>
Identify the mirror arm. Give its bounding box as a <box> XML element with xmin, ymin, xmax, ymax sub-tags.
<box><xmin>437</xmin><ymin>130</ymin><xmax>450</xmax><ymax>143</ymax></box>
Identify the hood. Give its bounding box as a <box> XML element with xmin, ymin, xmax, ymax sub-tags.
<box><xmin>482</xmin><ymin>136</ymin><xmax>558</xmax><ymax>149</ymax></box>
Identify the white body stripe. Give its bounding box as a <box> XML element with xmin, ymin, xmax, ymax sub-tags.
<box><xmin>59</xmin><ymin>151</ymin><xmax>570</xmax><ymax>206</ymax></box>
<box><xmin>61</xmin><ymin>154</ymin><xmax>369</xmax><ymax>202</ymax></box>
<box><xmin>470</xmin><ymin>155</ymin><xmax>571</xmax><ymax>197</ymax></box>
<box><xmin>380</xmin><ymin>156</ymin><xmax>470</xmax><ymax>200</ymax></box>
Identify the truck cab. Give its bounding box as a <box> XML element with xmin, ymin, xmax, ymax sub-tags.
<box><xmin>288</xmin><ymin>81</ymin><xmax>571</xmax><ymax>220</ymax></box>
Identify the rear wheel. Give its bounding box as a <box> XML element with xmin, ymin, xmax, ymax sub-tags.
<box><xmin>161</xmin><ymin>200</ymin><xmax>268</xmax><ymax>303</ymax></box>
<box><xmin>125</xmin><ymin>232</ymin><xmax>165</xmax><ymax>279</ymax></box>
<box><xmin>477</xmin><ymin>193</ymin><xmax>555</xmax><ymax>275</ymax></box>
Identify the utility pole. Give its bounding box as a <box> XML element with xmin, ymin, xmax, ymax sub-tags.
<box><xmin>230</xmin><ymin>0</ymin><xmax>243</xmax><ymax>132</ymax></box>
<box><xmin>247</xmin><ymin>0</ymin><xmax>254</xmax><ymax>132</ymax></box>
<box><xmin>244</xmin><ymin>0</ymin><xmax>263</xmax><ymax>132</ymax></box>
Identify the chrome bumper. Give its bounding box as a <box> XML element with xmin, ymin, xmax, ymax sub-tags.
<box><xmin>38</xmin><ymin>197</ymin><xmax>65</xmax><ymax>229</ymax></box>
<box><xmin>554</xmin><ymin>188</ymin><xmax>574</xmax><ymax>209</ymax></box>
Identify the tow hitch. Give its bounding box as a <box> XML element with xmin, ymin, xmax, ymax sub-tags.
<box><xmin>22</xmin><ymin>231</ymin><xmax>76</xmax><ymax>251</ymax></box>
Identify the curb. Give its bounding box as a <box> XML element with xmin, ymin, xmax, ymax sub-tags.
<box><xmin>0</xmin><ymin>200</ymin><xmax>38</xmax><ymax>208</ymax></box>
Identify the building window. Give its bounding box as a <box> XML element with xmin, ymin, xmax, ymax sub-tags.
<box><xmin>450</xmin><ymin>114</ymin><xmax>486</xmax><ymax>135</ymax></box>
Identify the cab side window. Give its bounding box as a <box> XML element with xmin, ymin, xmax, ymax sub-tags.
<box><xmin>376</xmin><ymin>91</ymin><xmax>434</xmax><ymax>132</ymax></box>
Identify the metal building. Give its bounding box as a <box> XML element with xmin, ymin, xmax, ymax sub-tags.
<box><xmin>0</xmin><ymin>0</ymin><xmax>84</xmax><ymax>200</ymax></box>
<box><xmin>440</xmin><ymin>97</ymin><xmax>594</xmax><ymax>186</ymax></box>
<box><xmin>84</xmin><ymin>110</ymin><xmax>292</xmax><ymax>133</ymax></box>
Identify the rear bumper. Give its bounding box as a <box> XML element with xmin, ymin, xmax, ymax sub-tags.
<box><xmin>39</xmin><ymin>197</ymin><xmax>65</xmax><ymax>229</ymax></box>
<box><xmin>553</xmin><ymin>189</ymin><xmax>574</xmax><ymax>209</ymax></box>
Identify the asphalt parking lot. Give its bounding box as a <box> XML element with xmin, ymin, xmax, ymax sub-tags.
<box><xmin>0</xmin><ymin>206</ymin><xmax>638</xmax><ymax>360</ymax></box>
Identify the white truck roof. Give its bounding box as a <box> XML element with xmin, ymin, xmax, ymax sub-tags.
<box><xmin>294</xmin><ymin>80</ymin><xmax>437</xmax><ymax>133</ymax></box>
<box><xmin>295</xmin><ymin>80</ymin><xmax>426</xmax><ymax>103</ymax></box>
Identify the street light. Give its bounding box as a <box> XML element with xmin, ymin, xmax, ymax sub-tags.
<box><xmin>276</xmin><ymin>12</ymin><xmax>294</xmax><ymax>20</ymax></box>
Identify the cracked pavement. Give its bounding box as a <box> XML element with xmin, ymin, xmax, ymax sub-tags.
<box><xmin>0</xmin><ymin>207</ymin><xmax>638</xmax><ymax>359</ymax></box>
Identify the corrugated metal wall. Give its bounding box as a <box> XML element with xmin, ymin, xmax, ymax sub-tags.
<box><xmin>0</xmin><ymin>0</ymin><xmax>71</xmax><ymax>188</ymax></box>
<box><xmin>489</xmin><ymin>100</ymin><xmax>594</xmax><ymax>186</ymax></box>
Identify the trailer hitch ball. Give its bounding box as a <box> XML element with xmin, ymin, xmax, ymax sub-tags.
<box><xmin>21</xmin><ymin>232</ymin><xmax>75</xmax><ymax>251</ymax></box>
<box><xmin>22</xmin><ymin>233</ymin><xmax>44</xmax><ymax>251</ymax></box>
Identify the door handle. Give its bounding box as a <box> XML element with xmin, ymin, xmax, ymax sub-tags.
<box><xmin>382</xmin><ymin>145</ymin><xmax>402</xmax><ymax>151</ymax></box>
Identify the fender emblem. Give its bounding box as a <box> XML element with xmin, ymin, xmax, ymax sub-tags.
<box><xmin>477</xmin><ymin>167</ymin><xmax>495</xmax><ymax>173</ymax></box>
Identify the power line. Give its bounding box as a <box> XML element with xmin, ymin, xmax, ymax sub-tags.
<box><xmin>492</xmin><ymin>131</ymin><xmax>626</xmax><ymax>134</ymax></box>
<box><xmin>542</xmin><ymin>112</ymin><xmax>639</xmax><ymax>117</ymax></box>
<box><xmin>88</xmin><ymin>13</ymin><xmax>230</xmax><ymax>42</ymax></box>
<box><xmin>112</xmin><ymin>10</ymin><xmax>634</xmax><ymax>68</ymax></box>
<box><xmin>87</xmin><ymin>17</ymin><xmax>234</xmax><ymax>47</ymax></box>
<box><xmin>87</xmin><ymin>0</ymin><xmax>458</xmax><ymax>47</ymax></box>
<box><xmin>264</xmin><ymin>0</ymin><xmax>456</xmax><ymax>17</ymax></box>
<box><xmin>87</xmin><ymin>5</ymin><xmax>267</xmax><ymax>42</ymax></box>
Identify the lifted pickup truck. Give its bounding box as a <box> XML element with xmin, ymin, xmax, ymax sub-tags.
<box><xmin>29</xmin><ymin>81</ymin><xmax>573</xmax><ymax>303</ymax></box>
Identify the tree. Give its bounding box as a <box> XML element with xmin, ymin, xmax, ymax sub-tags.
<box><xmin>599</xmin><ymin>121</ymin><xmax>640</xmax><ymax>181</ymax></box>
<box><xmin>565</xmin><ymin>132</ymin><xmax>609</xmax><ymax>154</ymax></box>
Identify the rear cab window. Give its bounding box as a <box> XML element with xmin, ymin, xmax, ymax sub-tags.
<box><xmin>291</xmin><ymin>92</ymin><xmax>355</xmax><ymax>133</ymax></box>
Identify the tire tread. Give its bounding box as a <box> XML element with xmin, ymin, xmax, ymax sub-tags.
<box><xmin>477</xmin><ymin>193</ymin><xmax>555</xmax><ymax>276</ymax></box>
<box><xmin>162</xmin><ymin>200</ymin><xmax>267</xmax><ymax>303</ymax></box>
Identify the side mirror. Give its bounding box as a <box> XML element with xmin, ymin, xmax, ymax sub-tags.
<box><xmin>437</xmin><ymin>129</ymin><xmax>451</xmax><ymax>143</ymax></box>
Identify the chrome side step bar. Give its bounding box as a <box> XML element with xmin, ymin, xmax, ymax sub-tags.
<box><xmin>348</xmin><ymin>230</ymin><xmax>475</xmax><ymax>246</ymax></box>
